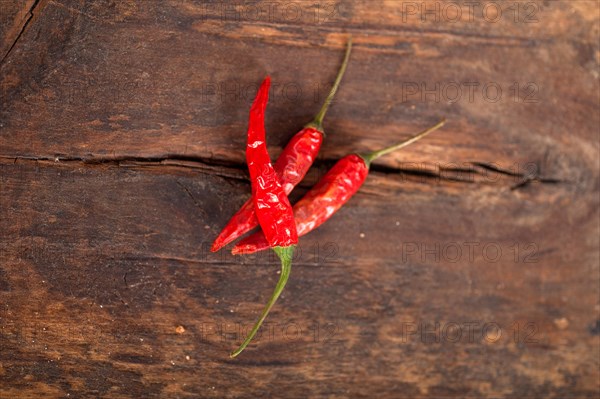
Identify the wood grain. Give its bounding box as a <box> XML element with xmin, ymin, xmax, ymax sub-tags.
<box><xmin>0</xmin><ymin>0</ymin><xmax>598</xmax><ymax>398</ymax></box>
<box><xmin>0</xmin><ymin>0</ymin><xmax>37</xmax><ymax>64</ymax></box>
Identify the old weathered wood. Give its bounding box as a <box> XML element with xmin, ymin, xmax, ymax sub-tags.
<box><xmin>1</xmin><ymin>0</ymin><xmax>598</xmax><ymax>397</ymax></box>
<box><xmin>0</xmin><ymin>0</ymin><xmax>36</xmax><ymax>64</ymax></box>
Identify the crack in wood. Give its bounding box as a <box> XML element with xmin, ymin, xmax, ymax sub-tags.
<box><xmin>471</xmin><ymin>161</ymin><xmax>564</xmax><ymax>190</ymax></box>
<box><xmin>0</xmin><ymin>154</ymin><xmax>564</xmax><ymax>187</ymax></box>
<box><xmin>0</xmin><ymin>0</ymin><xmax>42</xmax><ymax>69</ymax></box>
<box><xmin>175</xmin><ymin>179</ymin><xmax>202</xmax><ymax>209</ymax></box>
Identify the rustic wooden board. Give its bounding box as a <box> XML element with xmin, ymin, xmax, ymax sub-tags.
<box><xmin>0</xmin><ymin>0</ymin><xmax>36</xmax><ymax>64</ymax></box>
<box><xmin>1</xmin><ymin>0</ymin><xmax>598</xmax><ymax>398</ymax></box>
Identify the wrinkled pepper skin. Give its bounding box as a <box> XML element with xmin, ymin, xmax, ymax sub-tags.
<box><xmin>275</xmin><ymin>127</ymin><xmax>322</xmax><ymax>193</ymax></box>
<box><xmin>212</xmin><ymin>38</ymin><xmax>353</xmax><ymax>252</ymax></box>
<box><xmin>232</xmin><ymin>154</ymin><xmax>369</xmax><ymax>254</ymax></box>
<box><xmin>230</xmin><ymin>76</ymin><xmax>299</xmax><ymax>358</ymax></box>
<box><xmin>232</xmin><ymin>119</ymin><xmax>446</xmax><ymax>255</ymax></box>
<box><xmin>210</xmin><ymin>127</ymin><xmax>321</xmax><ymax>251</ymax></box>
<box><xmin>246</xmin><ymin>76</ymin><xmax>298</xmax><ymax>248</ymax></box>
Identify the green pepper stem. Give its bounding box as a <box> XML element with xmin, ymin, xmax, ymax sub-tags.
<box><xmin>360</xmin><ymin>119</ymin><xmax>446</xmax><ymax>166</ymax></box>
<box><xmin>230</xmin><ymin>245</ymin><xmax>294</xmax><ymax>358</ymax></box>
<box><xmin>305</xmin><ymin>37</ymin><xmax>353</xmax><ymax>132</ymax></box>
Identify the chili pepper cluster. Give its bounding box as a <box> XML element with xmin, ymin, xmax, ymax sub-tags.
<box><xmin>213</xmin><ymin>38</ymin><xmax>445</xmax><ymax>358</ymax></box>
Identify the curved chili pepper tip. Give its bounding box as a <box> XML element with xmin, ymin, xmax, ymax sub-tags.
<box><xmin>359</xmin><ymin>118</ymin><xmax>446</xmax><ymax>166</ymax></box>
<box><xmin>305</xmin><ymin>36</ymin><xmax>353</xmax><ymax>133</ymax></box>
<box><xmin>246</xmin><ymin>76</ymin><xmax>298</xmax><ymax>248</ymax></box>
<box><xmin>231</xmin><ymin>76</ymin><xmax>298</xmax><ymax>358</ymax></box>
<box><xmin>230</xmin><ymin>245</ymin><xmax>295</xmax><ymax>358</ymax></box>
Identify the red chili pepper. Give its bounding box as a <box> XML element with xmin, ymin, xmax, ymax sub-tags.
<box><xmin>211</xmin><ymin>38</ymin><xmax>353</xmax><ymax>252</ymax></box>
<box><xmin>231</xmin><ymin>119</ymin><xmax>446</xmax><ymax>255</ymax></box>
<box><xmin>230</xmin><ymin>76</ymin><xmax>298</xmax><ymax>358</ymax></box>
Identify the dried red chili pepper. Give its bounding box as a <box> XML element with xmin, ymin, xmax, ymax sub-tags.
<box><xmin>230</xmin><ymin>76</ymin><xmax>298</xmax><ymax>358</ymax></box>
<box><xmin>211</xmin><ymin>38</ymin><xmax>353</xmax><ymax>252</ymax></box>
<box><xmin>231</xmin><ymin>119</ymin><xmax>446</xmax><ymax>255</ymax></box>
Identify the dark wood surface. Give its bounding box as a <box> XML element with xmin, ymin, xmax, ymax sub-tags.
<box><xmin>1</xmin><ymin>1</ymin><xmax>599</xmax><ymax>397</ymax></box>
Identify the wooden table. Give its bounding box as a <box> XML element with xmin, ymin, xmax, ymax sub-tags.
<box><xmin>1</xmin><ymin>1</ymin><xmax>598</xmax><ymax>397</ymax></box>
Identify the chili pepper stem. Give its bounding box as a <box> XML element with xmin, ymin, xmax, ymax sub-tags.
<box><xmin>305</xmin><ymin>37</ymin><xmax>353</xmax><ymax>132</ymax></box>
<box><xmin>360</xmin><ymin>119</ymin><xmax>446</xmax><ymax>166</ymax></box>
<box><xmin>230</xmin><ymin>245</ymin><xmax>295</xmax><ymax>358</ymax></box>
